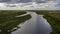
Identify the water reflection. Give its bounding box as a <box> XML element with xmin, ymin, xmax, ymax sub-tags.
<box><xmin>0</xmin><ymin>12</ymin><xmax>52</xmax><ymax>34</ymax></box>
<box><xmin>12</xmin><ymin>12</ymin><xmax>52</xmax><ymax>34</ymax></box>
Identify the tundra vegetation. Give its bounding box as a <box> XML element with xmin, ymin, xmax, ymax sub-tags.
<box><xmin>0</xmin><ymin>10</ymin><xmax>31</xmax><ymax>34</ymax></box>
<box><xmin>0</xmin><ymin>10</ymin><xmax>60</xmax><ymax>34</ymax></box>
<box><xmin>32</xmin><ymin>10</ymin><xmax>60</xmax><ymax>34</ymax></box>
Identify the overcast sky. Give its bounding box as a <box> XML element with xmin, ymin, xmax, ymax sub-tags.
<box><xmin>0</xmin><ymin>0</ymin><xmax>60</xmax><ymax>10</ymax></box>
<box><xmin>0</xmin><ymin>0</ymin><xmax>58</xmax><ymax>3</ymax></box>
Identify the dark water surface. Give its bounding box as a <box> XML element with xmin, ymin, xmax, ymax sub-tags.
<box><xmin>11</xmin><ymin>12</ymin><xmax>52</xmax><ymax>34</ymax></box>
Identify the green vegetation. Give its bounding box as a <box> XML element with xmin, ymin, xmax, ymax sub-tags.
<box><xmin>43</xmin><ymin>12</ymin><xmax>60</xmax><ymax>34</ymax></box>
<box><xmin>33</xmin><ymin>10</ymin><xmax>60</xmax><ymax>34</ymax></box>
<box><xmin>0</xmin><ymin>10</ymin><xmax>60</xmax><ymax>34</ymax></box>
<box><xmin>0</xmin><ymin>11</ymin><xmax>31</xmax><ymax>34</ymax></box>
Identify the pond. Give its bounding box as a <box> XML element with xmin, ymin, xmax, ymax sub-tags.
<box><xmin>11</xmin><ymin>12</ymin><xmax>52</xmax><ymax>34</ymax></box>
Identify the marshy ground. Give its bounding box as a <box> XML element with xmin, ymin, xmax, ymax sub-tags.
<box><xmin>33</xmin><ymin>10</ymin><xmax>60</xmax><ymax>34</ymax></box>
<box><xmin>0</xmin><ymin>10</ymin><xmax>31</xmax><ymax>34</ymax></box>
<box><xmin>0</xmin><ymin>10</ymin><xmax>60</xmax><ymax>34</ymax></box>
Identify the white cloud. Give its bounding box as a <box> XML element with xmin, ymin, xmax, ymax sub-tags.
<box><xmin>0</xmin><ymin>0</ymin><xmax>60</xmax><ymax>10</ymax></box>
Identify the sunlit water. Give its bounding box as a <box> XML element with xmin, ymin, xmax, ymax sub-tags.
<box><xmin>11</xmin><ymin>12</ymin><xmax>52</xmax><ymax>34</ymax></box>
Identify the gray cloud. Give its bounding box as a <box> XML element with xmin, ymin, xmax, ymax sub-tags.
<box><xmin>0</xmin><ymin>0</ymin><xmax>56</xmax><ymax>3</ymax></box>
<box><xmin>0</xmin><ymin>0</ymin><xmax>11</xmax><ymax>2</ymax></box>
<box><xmin>0</xmin><ymin>0</ymin><xmax>60</xmax><ymax>10</ymax></box>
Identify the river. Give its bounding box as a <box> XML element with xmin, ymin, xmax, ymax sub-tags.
<box><xmin>11</xmin><ymin>12</ymin><xmax>52</xmax><ymax>34</ymax></box>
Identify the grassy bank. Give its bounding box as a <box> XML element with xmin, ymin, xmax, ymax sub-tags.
<box><xmin>0</xmin><ymin>11</ymin><xmax>31</xmax><ymax>34</ymax></box>
<box><xmin>0</xmin><ymin>10</ymin><xmax>60</xmax><ymax>34</ymax></box>
<box><xmin>32</xmin><ymin>10</ymin><xmax>60</xmax><ymax>34</ymax></box>
<box><xmin>43</xmin><ymin>12</ymin><xmax>60</xmax><ymax>34</ymax></box>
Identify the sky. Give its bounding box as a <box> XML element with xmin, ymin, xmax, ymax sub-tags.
<box><xmin>0</xmin><ymin>0</ymin><xmax>60</xmax><ymax>10</ymax></box>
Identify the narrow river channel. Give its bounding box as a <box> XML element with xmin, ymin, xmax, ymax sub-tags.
<box><xmin>11</xmin><ymin>12</ymin><xmax>52</xmax><ymax>34</ymax></box>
